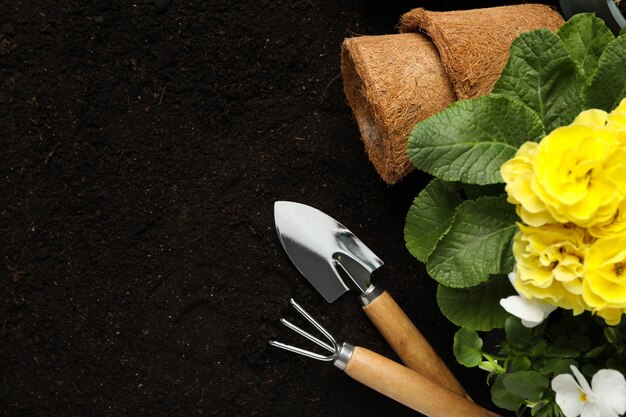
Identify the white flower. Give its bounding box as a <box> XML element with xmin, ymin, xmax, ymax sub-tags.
<box><xmin>552</xmin><ymin>365</ymin><xmax>626</xmax><ymax>417</ymax></box>
<box><xmin>499</xmin><ymin>271</ymin><xmax>556</xmax><ymax>328</ymax></box>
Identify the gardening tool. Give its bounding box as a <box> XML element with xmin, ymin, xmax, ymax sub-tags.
<box><xmin>269</xmin><ymin>299</ymin><xmax>498</xmax><ymax>417</ymax></box>
<box><xmin>274</xmin><ymin>201</ymin><xmax>467</xmax><ymax>397</ymax></box>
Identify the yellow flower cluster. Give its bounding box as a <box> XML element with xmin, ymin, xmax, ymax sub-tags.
<box><xmin>502</xmin><ymin>99</ymin><xmax>626</xmax><ymax>325</ymax></box>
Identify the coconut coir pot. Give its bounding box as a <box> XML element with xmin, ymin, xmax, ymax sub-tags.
<box><xmin>341</xmin><ymin>4</ymin><xmax>564</xmax><ymax>184</ymax></box>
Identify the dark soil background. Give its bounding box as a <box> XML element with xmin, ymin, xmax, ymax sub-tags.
<box><xmin>2</xmin><ymin>1</ymin><xmax>561</xmax><ymax>416</ymax></box>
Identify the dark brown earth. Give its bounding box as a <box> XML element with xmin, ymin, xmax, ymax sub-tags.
<box><xmin>2</xmin><ymin>1</ymin><xmax>561</xmax><ymax>416</ymax></box>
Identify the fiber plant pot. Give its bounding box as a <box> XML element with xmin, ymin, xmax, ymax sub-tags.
<box><xmin>341</xmin><ymin>5</ymin><xmax>564</xmax><ymax>184</ymax></box>
<box><xmin>560</xmin><ymin>0</ymin><xmax>626</xmax><ymax>34</ymax></box>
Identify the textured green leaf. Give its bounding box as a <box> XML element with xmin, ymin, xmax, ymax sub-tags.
<box><xmin>427</xmin><ymin>196</ymin><xmax>518</xmax><ymax>288</ymax></box>
<box><xmin>620</xmin><ymin>24</ymin><xmax>626</xmax><ymax>38</ymax></box>
<box><xmin>437</xmin><ymin>277</ymin><xmax>514</xmax><ymax>331</ymax></box>
<box><xmin>461</xmin><ymin>183</ymin><xmax>505</xmax><ymax>200</ymax></box>
<box><xmin>407</xmin><ymin>95</ymin><xmax>544</xmax><ymax>185</ymax></box>
<box><xmin>503</xmin><ymin>371</ymin><xmax>549</xmax><ymax>402</ymax></box>
<box><xmin>404</xmin><ymin>179</ymin><xmax>462</xmax><ymax>263</ymax></box>
<box><xmin>584</xmin><ymin>35</ymin><xmax>626</xmax><ymax>111</ymax></box>
<box><xmin>492</xmin><ymin>29</ymin><xmax>583</xmax><ymax>132</ymax></box>
<box><xmin>557</xmin><ymin>14</ymin><xmax>614</xmax><ymax>80</ymax></box>
<box><xmin>453</xmin><ymin>329</ymin><xmax>483</xmax><ymax>367</ymax></box>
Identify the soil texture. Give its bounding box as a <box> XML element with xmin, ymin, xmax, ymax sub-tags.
<box><xmin>1</xmin><ymin>1</ymin><xmax>560</xmax><ymax>416</ymax></box>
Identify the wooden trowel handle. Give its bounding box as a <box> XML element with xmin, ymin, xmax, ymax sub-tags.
<box><xmin>345</xmin><ymin>346</ymin><xmax>500</xmax><ymax>417</ymax></box>
<box><xmin>361</xmin><ymin>288</ymin><xmax>468</xmax><ymax>398</ymax></box>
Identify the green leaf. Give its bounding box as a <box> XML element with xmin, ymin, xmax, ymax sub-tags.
<box><xmin>584</xmin><ymin>35</ymin><xmax>626</xmax><ymax>111</ymax></box>
<box><xmin>407</xmin><ymin>95</ymin><xmax>545</xmax><ymax>185</ymax></box>
<box><xmin>605</xmin><ymin>357</ymin><xmax>626</xmax><ymax>375</ymax></box>
<box><xmin>510</xmin><ymin>356</ymin><xmax>532</xmax><ymax>372</ymax></box>
<box><xmin>427</xmin><ymin>196</ymin><xmax>518</xmax><ymax>288</ymax></box>
<box><xmin>539</xmin><ymin>357</ymin><xmax>576</xmax><ymax>376</ymax></box>
<box><xmin>583</xmin><ymin>344</ymin><xmax>608</xmax><ymax>359</ymax></box>
<box><xmin>605</xmin><ymin>326</ymin><xmax>623</xmax><ymax>345</ymax></box>
<box><xmin>505</xmin><ymin>316</ymin><xmax>532</xmax><ymax>348</ymax></box>
<box><xmin>503</xmin><ymin>371</ymin><xmax>549</xmax><ymax>402</ymax></box>
<box><xmin>492</xmin><ymin>29</ymin><xmax>583</xmax><ymax>132</ymax></box>
<box><xmin>620</xmin><ymin>24</ymin><xmax>626</xmax><ymax>38</ymax></box>
<box><xmin>529</xmin><ymin>341</ymin><xmax>549</xmax><ymax>359</ymax></box>
<box><xmin>532</xmin><ymin>403</ymin><xmax>553</xmax><ymax>417</ymax></box>
<box><xmin>557</xmin><ymin>14</ymin><xmax>614</xmax><ymax>80</ymax></box>
<box><xmin>404</xmin><ymin>179</ymin><xmax>462</xmax><ymax>263</ymax></box>
<box><xmin>453</xmin><ymin>328</ymin><xmax>483</xmax><ymax>367</ymax></box>
<box><xmin>582</xmin><ymin>364</ymin><xmax>600</xmax><ymax>378</ymax></box>
<box><xmin>437</xmin><ymin>277</ymin><xmax>515</xmax><ymax>331</ymax></box>
<box><xmin>568</xmin><ymin>334</ymin><xmax>590</xmax><ymax>352</ymax></box>
<box><xmin>544</xmin><ymin>345</ymin><xmax>580</xmax><ymax>358</ymax></box>
<box><xmin>461</xmin><ymin>183</ymin><xmax>505</xmax><ymax>200</ymax></box>
<box><xmin>491</xmin><ymin>374</ymin><xmax>525</xmax><ymax>411</ymax></box>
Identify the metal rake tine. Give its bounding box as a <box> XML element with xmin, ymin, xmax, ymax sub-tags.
<box><xmin>279</xmin><ymin>318</ymin><xmax>335</xmax><ymax>353</ymax></box>
<box><xmin>288</xmin><ymin>298</ymin><xmax>338</xmax><ymax>349</ymax></box>
<box><xmin>268</xmin><ymin>299</ymin><xmax>340</xmax><ymax>362</ymax></box>
<box><xmin>268</xmin><ymin>340</ymin><xmax>335</xmax><ymax>361</ymax></box>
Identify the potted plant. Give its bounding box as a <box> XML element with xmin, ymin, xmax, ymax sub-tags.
<box><xmin>405</xmin><ymin>13</ymin><xmax>626</xmax><ymax>417</ymax></box>
<box><xmin>560</xmin><ymin>0</ymin><xmax>625</xmax><ymax>34</ymax></box>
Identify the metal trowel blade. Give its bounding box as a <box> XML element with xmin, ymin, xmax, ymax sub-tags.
<box><xmin>274</xmin><ymin>201</ymin><xmax>383</xmax><ymax>303</ymax></box>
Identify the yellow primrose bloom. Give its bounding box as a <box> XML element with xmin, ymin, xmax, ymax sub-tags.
<box><xmin>502</xmin><ymin>108</ymin><xmax>626</xmax><ymax>228</ymax></box>
<box><xmin>596</xmin><ymin>307</ymin><xmax>625</xmax><ymax>326</ymax></box>
<box><xmin>583</xmin><ymin>237</ymin><xmax>626</xmax><ymax>319</ymax></box>
<box><xmin>532</xmin><ymin>121</ymin><xmax>621</xmax><ymax>227</ymax></box>
<box><xmin>589</xmin><ymin>200</ymin><xmax>626</xmax><ymax>239</ymax></box>
<box><xmin>601</xmin><ymin>102</ymin><xmax>626</xmax><ymax>196</ymax></box>
<box><xmin>513</xmin><ymin>223</ymin><xmax>590</xmax><ymax>314</ymax></box>
<box><xmin>504</xmin><ymin>104</ymin><xmax>626</xmax><ymax>326</ymax></box>
<box><xmin>607</xmin><ymin>98</ymin><xmax>626</xmax><ymax>139</ymax></box>
<box><xmin>501</xmin><ymin>143</ymin><xmax>556</xmax><ymax>227</ymax></box>
<box><xmin>573</xmin><ymin>108</ymin><xmax>608</xmax><ymax>129</ymax></box>
<box><xmin>603</xmin><ymin>146</ymin><xmax>626</xmax><ymax>193</ymax></box>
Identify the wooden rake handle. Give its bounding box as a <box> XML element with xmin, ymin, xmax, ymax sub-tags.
<box><xmin>361</xmin><ymin>288</ymin><xmax>468</xmax><ymax>398</ymax></box>
<box><xmin>345</xmin><ymin>346</ymin><xmax>500</xmax><ymax>417</ymax></box>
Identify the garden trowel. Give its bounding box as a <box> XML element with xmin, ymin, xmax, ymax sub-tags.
<box><xmin>274</xmin><ymin>201</ymin><xmax>468</xmax><ymax>398</ymax></box>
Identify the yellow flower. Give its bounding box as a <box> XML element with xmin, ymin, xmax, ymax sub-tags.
<box><xmin>607</xmin><ymin>98</ymin><xmax>626</xmax><ymax>139</ymax></box>
<box><xmin>503</xmin><ymin>104</ymin><xmax>626</xmax><ymax>325</ymax></box>
<box><xmin>501</xmin><ymin>143</ymin><xmax>556</xmax><ymax>227</ymax></box>
<box><xmin>513</xmin><ymin>223</ymin><xmax>590</xmax><ymax>314</ymax></box>
<box><xmin>589</xmin><ymin>200</ymin><xmax>626</xmax><ymax>239</ymax></box>
<box><xmin>583</xmin><ymin>237</ymin><xmax>626</xmax><ymax>323</ymax></box>
<box><xmin>532</xmin><ymin>120</ymin><xmax>621</xmax><ymax>226</ymax></box>
<box><xmin>573</xmin><ymin>108</ymin><xmax>609</xmax><ymax>129</ymax></box>
<box><xmin>502</xmin><ymin>108</ymin><xmax>626</xmax><ymax>228</ymax></box>
<box><xmin>596</xmin><ymin>308</ymin><xmax>625</xmax><ymax>326</ymax></box>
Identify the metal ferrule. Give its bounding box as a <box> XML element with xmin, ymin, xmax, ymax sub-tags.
<box><xmin>333</xmin><ymin>342</ymin><xmax>355</xmax><ymax>371</ymax></box>
<box><xmin>359</xmin><ymin>284</ymin><xmax>384</xmax><ymax>306</ymax></box>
